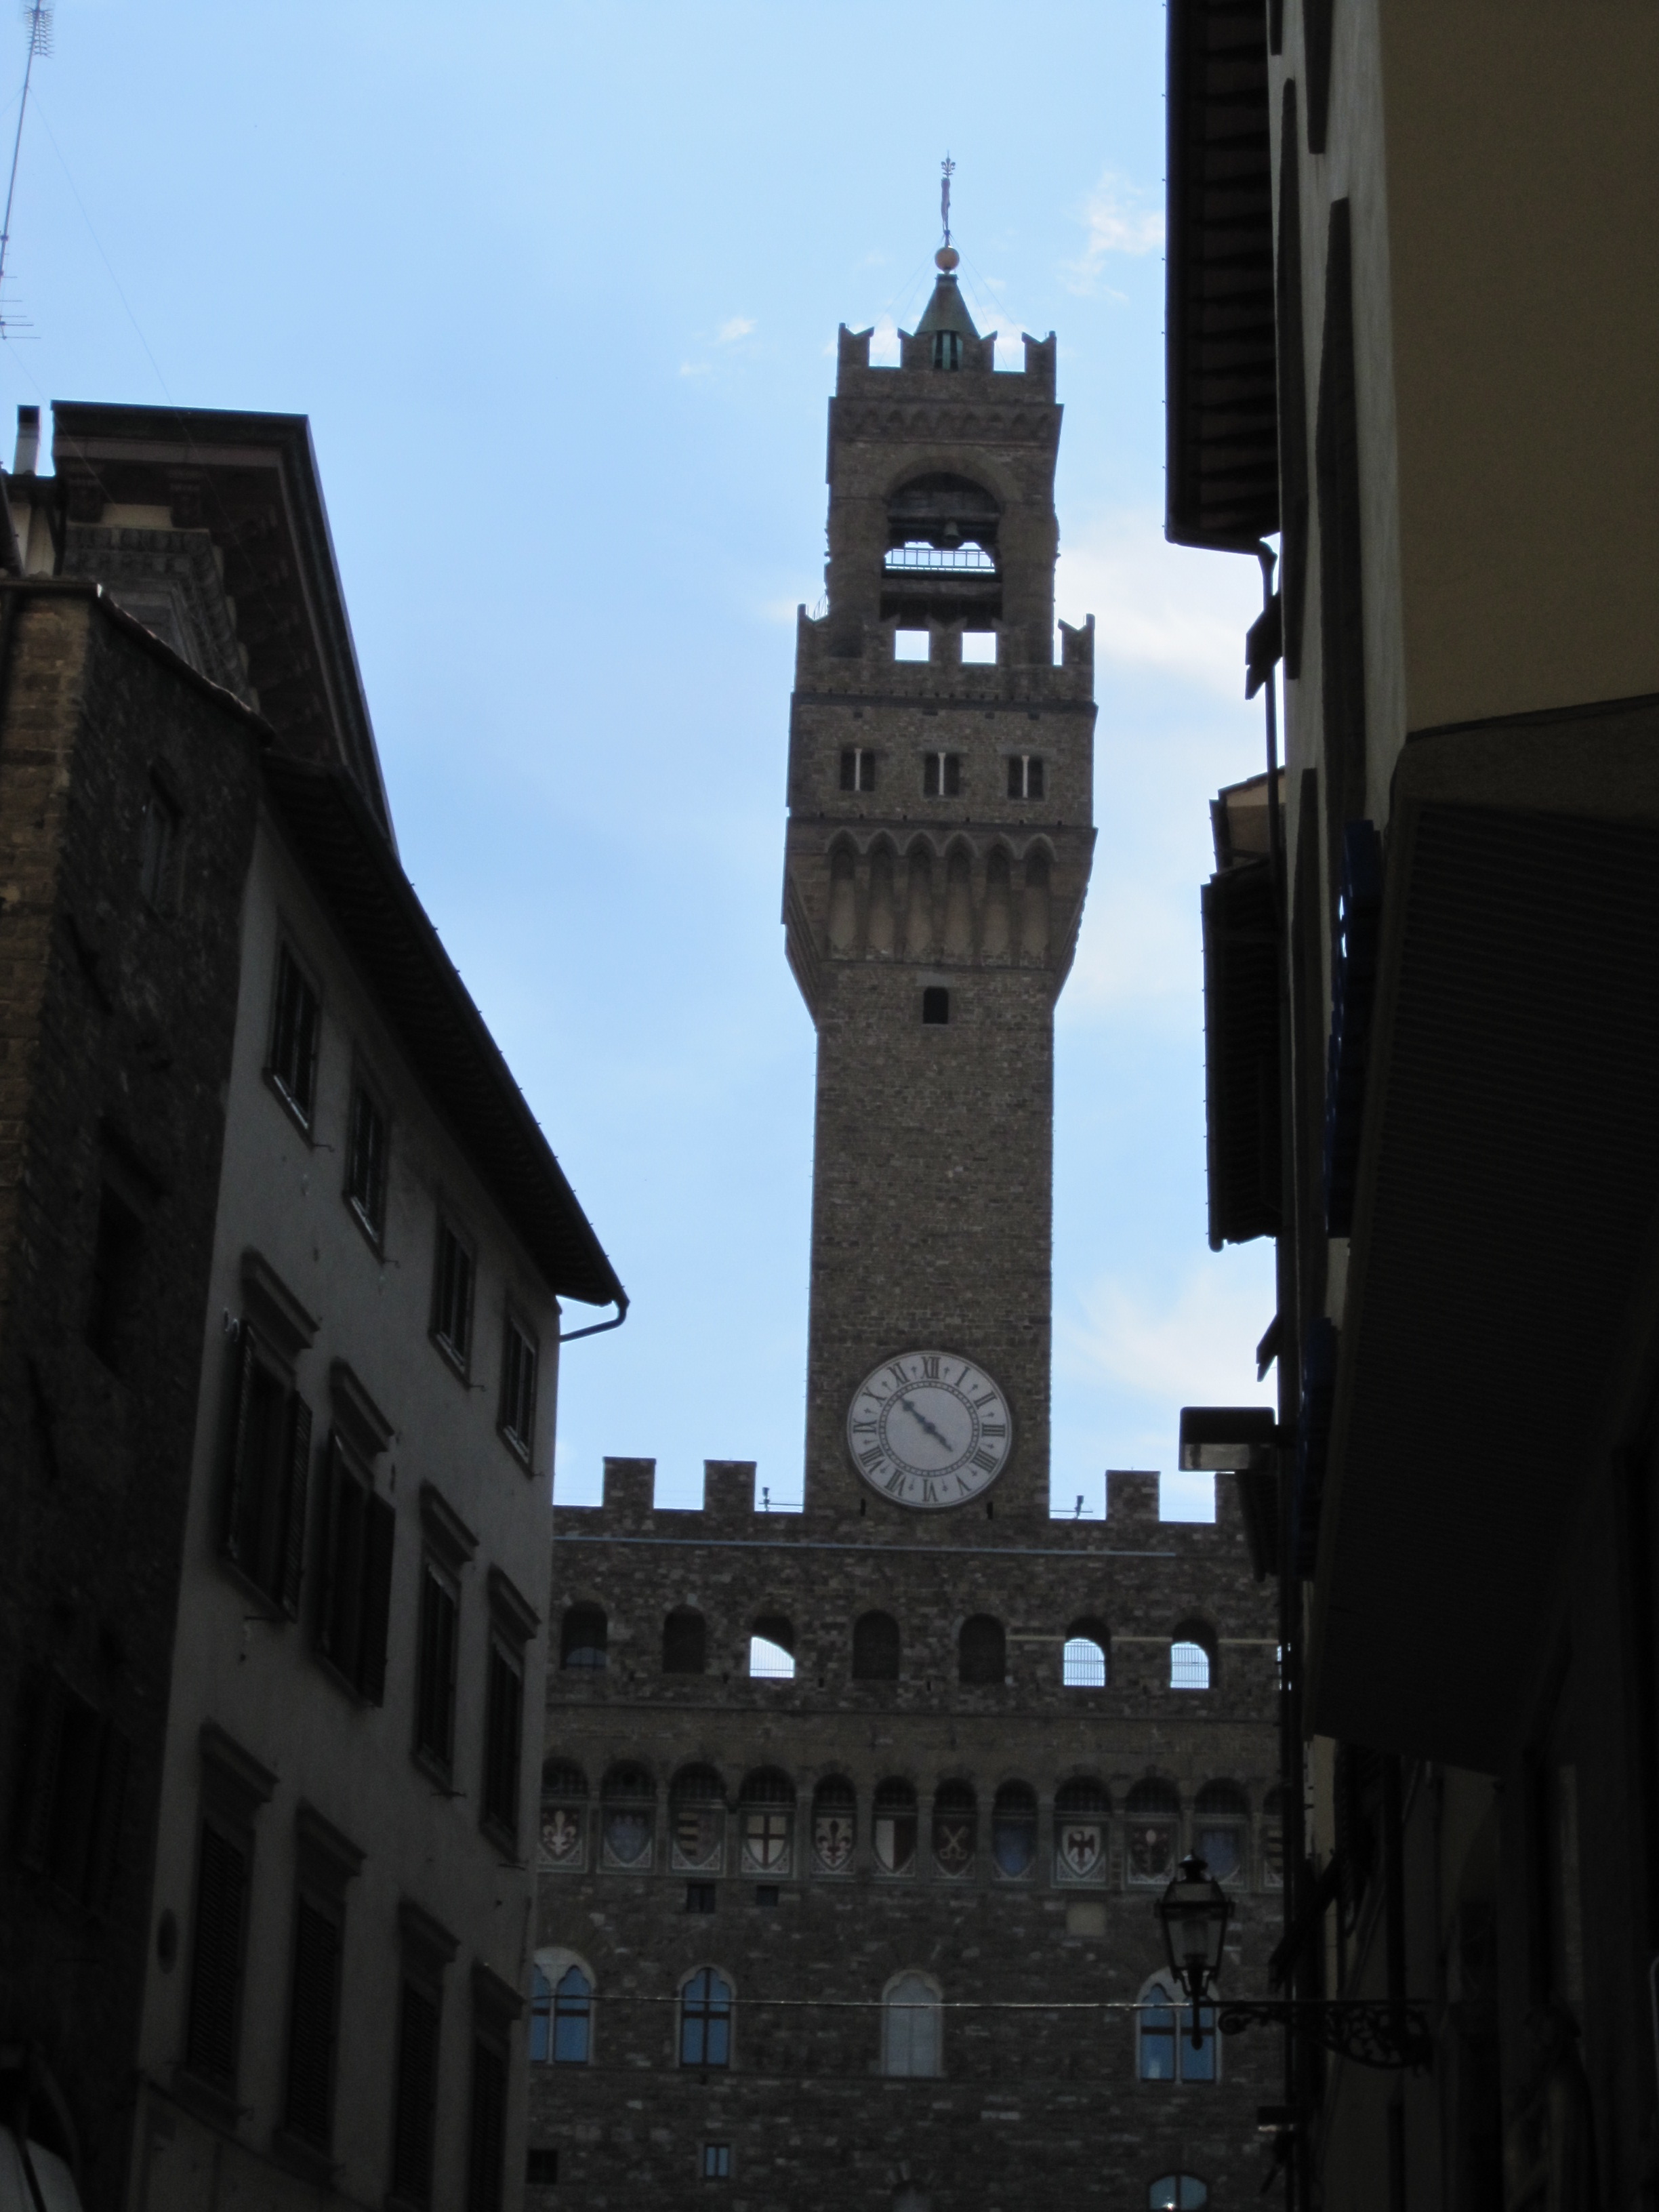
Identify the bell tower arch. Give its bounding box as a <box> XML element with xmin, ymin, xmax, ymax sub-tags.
<box><xmin>785</xmin><ymin>240</ymin><xmax>1097</xmax><ymax>1535</ymax></box>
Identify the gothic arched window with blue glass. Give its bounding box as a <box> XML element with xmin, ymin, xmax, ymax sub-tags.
<box><xmin>529</xmin><ymin>1962</ymin><xmax>592</xmax><ymax>2065</ymax></box>
<box><xmin>1136</xmin><ymin>1975</ymin><xmax>1216</xmax><ymax>2082</ymax></box>
<box><xmin>680</xmin><ymin>1968</ymin><xmax>733</xmax><ymax>2069</ymax></box>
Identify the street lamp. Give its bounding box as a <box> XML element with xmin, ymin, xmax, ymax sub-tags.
<box><xmin>1155</xmin><ymin>1853</ymin><xmax>1233</xmax><ymax>2045</ymax></box>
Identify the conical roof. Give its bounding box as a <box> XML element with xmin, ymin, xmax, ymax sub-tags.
<box><xmin>914</xmin><ymin>270</ymin><xmax>980</xmax><ymax>342</ymax></box>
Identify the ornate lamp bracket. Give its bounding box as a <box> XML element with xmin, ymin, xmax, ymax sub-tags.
<box><xmin>1214</xmin><ymin>1998</ymin><xmax>1434</xmax><ymax>2072</ymax></box>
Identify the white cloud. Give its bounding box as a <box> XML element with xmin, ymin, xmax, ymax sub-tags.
<box><xmin>1066</xmin><ymin>171</ymin><xmax>1166</xmax><ymax>291</ymax></box>
<box><xmin>1056</xmin><ymin>508</ymin><xmax>1260</xmax><ymax>697</ymax></box>
<box><xmin>1061</xmin><ymin>1265</ymin><xmax>1275</xmax><ymax>1411</ymax></box>
<box><xmin>677</xmin><ymin>360</ymin><xmax>712</xmax><ymax>377</ymax></box>
<box><xmin>717</xmin><ymin>314</ymin><xmax>756</xmax><ymax>344</ymax></box>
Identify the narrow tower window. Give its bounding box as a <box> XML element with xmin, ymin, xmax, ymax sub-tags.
<box><xmin>921</xmin><ymin>987</ymin><xmax>949</xmax><ymax>1026</ymax></box>
<box><xmin>1007</xmin><ymin>754</ymin><xmax>1045</xmax><ymax>800</ymax></box>
<box><xmin>931</xmin><ymin>331</ymin><xmax>962</xmax><ymax>371</ymax></box>
<box><xmin>923</xmin><ymin>752</ymin><xmax>962</xmax><ymax>798</ymax></box>
<box><xmin>840</xmin><ymin>747</ymin><xmax>876</xmax><ymax>794</ymax></box>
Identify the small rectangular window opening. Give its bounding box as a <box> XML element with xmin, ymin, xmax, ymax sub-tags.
<box><xmin>139</xmin><ymin>779</ymin><xmax>180</xmax><ymax>910</ymax></box>
<box><xmin>922</xmin><ymin>987</ymin><xmax>949</xmax><ymax>1026</ymax></box>
<box><xmin>839</xmin><ymin>747</ymin><xmax>876</xmax><ymax>794</ymax></box>
<box><xmin>923</xmin><ymin>752</ymin><xmax>962</xmax><ymax>798</ymax></box>
<box><xmin>526</xmin><ymin>2148</ymin><xmax>560</xmax><ymax>2186</ymax></box>
<box><xmin>702</xmin><ymin>2143</ymin><xmax>732</xmax><ymax>2181</ymax></box>
<box><xmin>1007</xmin><ymin>754</ymin><xmax>1046</xmax><ymax>800</ymax></box>
<box><xmin>345</xmin><ymin>1082</ymin><xmax>389</xmax><ymax>1243</ymax></box>
<box><xmin>414</xmin><ymin>1560</ymin><xmax>459</xmax><ymax>1776</ymax></box>
<box><xmin>499</xmin><ymin>1317</ymin><xmax>539</xmax><ymax>1462</ymax></box>
<box><xmin>268</xmin><ymin>946</ymin><xmax>321</xmax><ymax>1127</ymax></box>
<box><xmin>685</xmin><ymin>1881</ymin><xmax>716</xmax><ymax>1913</ymax></box>
<box><xmin>962</xmin><ymin>631</ymin><xmax>998</xmax><ymax>665</ymax></box>
<box><xmin>432</xmin><ymin>1219</ymin><xmax>475</xmax><ymax>1371</ymax></box>
<box><xmin>894</xmin><ymin>629</ymin><xmax>931</xmax><ymax>663</ymax></box>
<box><xmin>755</xmin><ymin>1885</ymin><xmax>780</xmax><ymax>1908</ymax></box>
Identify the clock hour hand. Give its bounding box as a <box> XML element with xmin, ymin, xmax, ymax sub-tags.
<box><xmin>897</xmin><ymin>1393</ymin><xmax>951</xmax><ymax>1448</ymax></box>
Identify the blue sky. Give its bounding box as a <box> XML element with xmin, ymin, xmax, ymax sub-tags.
<box><xmin>3</xmin><ymin>1</ymin><xmax>1275</xmax><ymax>1515</ymax></box>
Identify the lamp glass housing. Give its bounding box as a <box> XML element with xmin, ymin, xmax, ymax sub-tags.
<box><xmin>1157</xmin><ymin>1853</ymin><xmax>1234</xmax><ymax>2005</ymax></box>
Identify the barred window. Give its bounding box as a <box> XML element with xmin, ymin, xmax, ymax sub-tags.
<box><xmin>560</xmin><ymin>1603</ymin><xmax>607</xmax><ymax>1673</ymax></box>
<box><xmin>749</xmin><ymin>1614</ymin><xmax>795</xmax><ymax>1681</ymax></box>
<box><xmin>1171</xmin><ymin>1639</ymin><xmax>1212</xmax><ymax>1690</ymax></box>
<box><xmin>1063</xmin><ymin>1615</ymin><xmax>1109</xmax><ymax>1687</ymax></box>
<box><xmin>268</xmin><ymin>945</ymin><xmax>321</xmax><ymax>1127</ymax></box>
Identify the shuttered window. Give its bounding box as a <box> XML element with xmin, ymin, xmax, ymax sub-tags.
<box><xmin>186</xmin><ymin>1819</ymin><xmax>251</xmax><ymax>2089</ymax></box>
<box><xmin>415</xmin><ymin>1562</ymin><xmax>459</xmax><ymax>1775</ymax></box>
<box><xmin>283</xmin><ymin>1894</ymin><xmax>344</xmax><ymax>2146</ymax></box>
<box><xmin>498</xmin><ymin>1317</ymin><xmax>538</xmax><ymax>1462</ymax></box>
<box><xmin>431</xmin><ymin>1218</ymin><xmax>475</xmax><ymax>1371</ymax></box>
<box><xmin>481</xmin><ymin>1639</ymin><xmax>525</xmax><ymax>1849</ymax></box>
<box><xmin>317</xmin><ymin>1435</ymin><xmax>396</xmax><ymax>1702</ymax></box>
<box><xmin>391</xmin><ymin>1979</ymin><xmax>442</xmax><ymax>2206</ymax></box>
<box><xmin>268</xmin><ymin>945</ymin><xmax>321</xmax><ymax>1125</ymax></box>
<box><xmin>224</xmin><ymin>1323</ymin><xmax>312</xmax><ymax>1615</ymax></box>
<box><xmin>466</xmin><ymin>2035</ymin><xmax>510</xmax><ymax>2212</ymax></box>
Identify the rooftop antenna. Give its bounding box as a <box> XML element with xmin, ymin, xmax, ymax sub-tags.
<box><xmin>0</xmin><ymin>1</ymin><xmax>52</xmax><ymax>340</ymax></box>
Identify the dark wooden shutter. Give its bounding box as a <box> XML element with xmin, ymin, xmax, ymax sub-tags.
<box><xmin>186</xmin><ymin>1820</ymin><xmax>249</xmax><ymax>2088</ymax></box>
<box><xmin>280</xmin><ymin>1395</ymin><xmax>313</xmax><ymax>1619</ymax></box>
<box><xmin>321</xmin><ymin>1441</ymin><xmax>365</xmax><ymax>1677</ymax></box>
<box><xmin>466</xmin><ymin>2036</ymin><xmax>509</xmax><ymax>2212</ymax></box>
<box><xmin>284</xmin><ymin>1895</ymin><xmax>342</xmax><ymax>2146</ymax></box>
<box><xmin>222</xmin><ymin>1324</ymin><xmax>260</xmax><ymax>1564</ymax></box>
<box><xmin>483</xmin><ymin>1644</ymin><xmax>523</xmax><ymax>1841</ymax></box>
<box><xmin>1277</xmin><ymin>82</ymin><xmax>1309</xmax><ymax>678</ymax></box>
<box><xmin>392</xmin><ymin>1980</ymin><xmax>441</xmax><ymax>2205</ymax></box>
<box><xmin>359</xmin><ymin>1496</ymin><xmax>396</xmax><ymax>1704</ymax></box>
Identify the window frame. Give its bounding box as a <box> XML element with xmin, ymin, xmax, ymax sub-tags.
<box><xmin>388</xmin><ymin>1902</ymin><xmax>456</xmax><ymax>2212</ymax></box>
<box><xmin>881</xmin><ymin>1970</ymin><xmax>943</xmax><ymax>2078</ymax></box>
<box><xmin>314</xmin><ymin>1429</ymin><xmax>395</xmax><ymax>1705</ymax></box>
<box><xmin>497</xmin><ymin>1309</ymin><xmax>539</xmax><ymax>1467</ymax></box>
<box><xmin>413</xmin><ymin>1554</ymin><xmax>462</xmax><ymax>1785</ymax></box>
<box><xmin>430</xmin><ymin>1212</ymin><xmax>477</xmax><ymax>1378</ymax></box>
<box><xmin>678</xmin><ymin>1967</ymin><xmax>734</xmax><ymax>2071</ymax></box>
<box><xmin>1136</xmin><ymin>1975</ymin><xmax>1218</xmax><ymax>2083</ymax></box>
<box><xmin>221</xmin><ymin>1317</ymin><xmax>313</xmax><ymax>1620</ymax></box>
<box><xmin>922</xmin><ymin>750</ymin><xmax>962</xmax><ymax>798</ymax></box>
<box><xmin>266</xmin><ymin>939</ymin><xmax>323</xmax><ymax>1135</ymax></box>
<box><xmin>838</xmin><ymin>746</ymin><xmax>877</xmax><ymax>794</ymax></box>
<box><xmin>480</xmin><ymin>1568</ymin><xmax>537</xmax><ymax>1858</ymax></box>
<box><xmin>277</xmin><ymin>1806</ymin><xmax>363</xmax><ymax>2166</ymax></box>
<box><xmin>182</xmin><ymin>1727</ymin><xmax>275</xmax><ymax>2114</ymax></box>
<box><xmin>343</xmin><ymin>1071</ymin><xmax>391</xmax><ymax>1250</ymax></box>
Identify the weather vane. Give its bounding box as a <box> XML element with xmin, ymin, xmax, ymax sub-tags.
<box><xmin>940</xmin><ymin>155</ymin><xmax>955</xmax><ymax>249</ymax></box>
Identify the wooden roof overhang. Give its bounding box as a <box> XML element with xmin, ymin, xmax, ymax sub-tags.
<box><xmin>1165</xmin><ymin>0</ymin><xmax>1279</xmax><ymax>552</ymax></box>
<box><xmin>1307</xmin><ymin>697</ymin><xmax>1659</xmax><ymax>1770</ymax></box>
<box><xmin>264</xmin><ymin>756</ymin><xmax>625</xmax><ymax>1317</ymax></box>
<box><xmin>50</xmin><ymin>402</ymin><xmax>393</xmax><ymax>841</ymax></box>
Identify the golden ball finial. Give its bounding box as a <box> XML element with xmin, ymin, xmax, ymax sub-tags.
<box><xmin>935</xmin><ymin>245</ymin><xmax>960</xmax><ymax>272</ymax></box>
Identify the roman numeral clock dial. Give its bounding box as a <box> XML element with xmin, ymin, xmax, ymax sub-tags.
<box><xmin>846</xmin><ymin>1351</ymin><xmax>1013</xmax><ymax>1510</ymax></box>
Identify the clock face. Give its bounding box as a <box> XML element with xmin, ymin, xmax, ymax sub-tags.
<box><xmin>846</xmin><ymin>1350</ymin><xmax>1013</xmax><ymax>1511</ymax></box>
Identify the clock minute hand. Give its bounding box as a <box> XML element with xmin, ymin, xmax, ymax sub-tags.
<box><xmin>897</xmin><ymin>1394</ymin><xmax>951</xmax><ymax>1448</ymax></box>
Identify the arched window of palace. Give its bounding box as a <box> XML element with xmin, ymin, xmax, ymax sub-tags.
<box><xmin>853</xmin><ymin>1610</ymin><xmax>901</xmax><ymax>1682</ymax></box>
<box><xmin>882</xmin><ymin>1971</ymin><xmax>943</xmax><ymax>2077</ymax></box>
<box><xmin>932</xmin><ymin>1781</ymin><xmax>976</xmax><ymax>1877</ymax></box>
<box><xmin>991</xmin><ymin>1782</ymin><xmax>1037</xmax><ymax>1879</ymax></box>
<box><xmin>1126</xmin><ymin>1778</ymin><xmax>1181</xmax><ymax>1885</ymax></box>
<box><xmin>560</xmin><ymin>1603</ymin><xmax>607</xmax><ymax>1672</ymax></box>
<box><xmin>873</xmin><ymin>1780</ymin><xmax>918</xmax><ymax>1877</ymax></box>
<box><xmin>600</xmin><ymin>1763</ymin><xmax>655</xmax><ymax>1872</ymax></box>
<box><xmin>1195</xmin><ymin>1780</ymin><xmax>1249</xmax><ymax>1883</ymax></box>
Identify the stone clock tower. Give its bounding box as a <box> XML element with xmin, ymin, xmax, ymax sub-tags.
<box><xmin>784</xmin><ymin>247</ymin><xmax>1097</xmax><ymax>1532</ymax></box>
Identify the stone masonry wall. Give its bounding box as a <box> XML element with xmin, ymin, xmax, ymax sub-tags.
<box><xmin>530</xmin><ymin>1465</ymin><xmax>1282</xmax><ymax>2212</ymax></box>
<box><xmin>0</xmin><ymin>587</ymin><xmax>263</xmax><ymax>2206</ymax></box>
